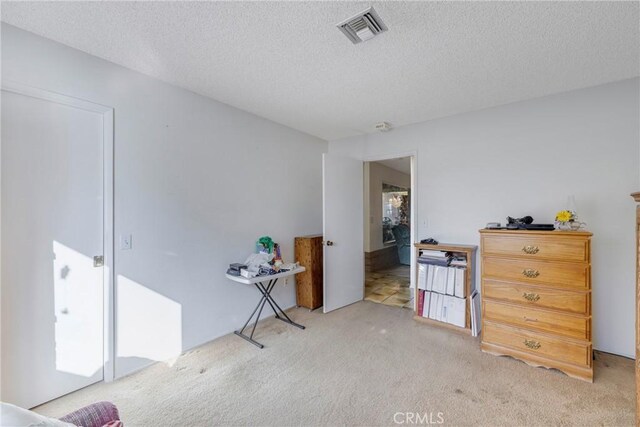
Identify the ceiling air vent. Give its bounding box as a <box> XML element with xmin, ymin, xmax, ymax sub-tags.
<box><xmin>375</xmin><ymin>122</ymin><xmax>392</xmax><ymax>132</ymax></box>
<box><xmin>337</xmin><ymin>6</ymin><xmax>388</xmax><ymax>44</ymax></box>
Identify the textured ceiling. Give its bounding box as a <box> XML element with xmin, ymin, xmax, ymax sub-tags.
<box><xmin>2</xmin><ymin>1</ymin><xmax>638</xmax><ymax>141</ymax></box>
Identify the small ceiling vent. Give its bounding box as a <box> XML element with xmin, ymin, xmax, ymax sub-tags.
<box><xmin>337</xmin><ymin>7</ymin><xmax>388</xmax><ymax>44</ymax></box>
<box><xmin>375</xmin><ymin>122</ymin><xmax>392</xmax><ymax>132</ymax></box>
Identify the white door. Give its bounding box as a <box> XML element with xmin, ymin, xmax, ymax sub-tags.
<box><xmin>322</xmin><ymin>153</ymin><xmax>364</xmax><ymax>313</ymax></box>
<box><xmin>1</xmin><ymin>90</ymin><xmax>105</xmax><ymax>408</ymax></box>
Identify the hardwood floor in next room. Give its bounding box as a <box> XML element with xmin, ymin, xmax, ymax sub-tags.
<box><xmin>364</xmin><ymin>265</ymin><xmax>413</xmax><ymax>309</ymax></box>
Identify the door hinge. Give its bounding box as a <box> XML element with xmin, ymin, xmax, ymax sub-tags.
<box><xmin>93</xmin><ymin>255</ymin><xmax>104</xmax><ymax>267</ymax></box>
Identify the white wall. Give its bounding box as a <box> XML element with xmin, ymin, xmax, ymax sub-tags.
<box><xmin>365</xmin><ymin>162</ymin><xmax>410</xmax><ymax>252</ymax></box>
<box><xmin>330</xmin><ymin>78</ymin><xmax>640</xmax><ymax>358</ymax></box>
<box><xmin>1</xmin><ymin>24</ymin><xmax>327</xmax><ymax>377</ymax></box>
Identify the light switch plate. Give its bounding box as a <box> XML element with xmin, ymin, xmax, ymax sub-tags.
<box><xmin>120</xmin><ymin>234</ymin><xmax>132</xmax><ymax>250</ymax></box>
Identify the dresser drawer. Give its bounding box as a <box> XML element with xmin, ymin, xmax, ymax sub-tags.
<box><xmin>482</xmin><ymin>257</ymin><xmax>589</xmax><ymax>289</ymax></box>
<box><xmin>482</xmin><ymin>279</ymin><xmax>589</xmax><ymax>314</ymax></box>
<box><xmin>483</xmin><ymin>322</ymin><xmax>591</xmax><ymax>367</ymax></box>
<box><xmin>483</xmin><ymin>300</ymin><xmax>589</xmax><ymax>340</ymax></box>
<box><xmin>482</xmin><ymin>234</ymin><xmax>588</xmax><ymax>262</ymax></box>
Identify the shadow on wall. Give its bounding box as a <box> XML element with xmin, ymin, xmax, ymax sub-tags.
<box><xmin>116</xmin><ymin>275</ymin><xmax>183</xmax><ymax>367</ymax></box>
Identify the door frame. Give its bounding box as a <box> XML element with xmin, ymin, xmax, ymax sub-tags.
<box><xmin>363</xmin><ymin>151</ymin><xmax>418</xmax><ymax>290</ymax></box>
<box><xmin>1</xmin><ymin>81</ymin><xmax>116</xmax><ymax>382</ymax></box>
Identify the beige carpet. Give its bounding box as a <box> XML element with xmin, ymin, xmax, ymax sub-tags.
<box><xmin>35</xmin><ymin>301</ymin><xmax>634</xmax><ymax>426</ymax></box>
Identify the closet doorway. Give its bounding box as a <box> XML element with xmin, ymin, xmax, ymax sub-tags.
<box><xmin>1</xmin><ymin>83</ymin><xmax>114</xmax><ymax>409</ymax></box>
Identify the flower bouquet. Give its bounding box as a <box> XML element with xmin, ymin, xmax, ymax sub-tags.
<box><xmin>555</xmin><ymin>210</ymin><xmax>584</xmax><ymax>231</ymax></box>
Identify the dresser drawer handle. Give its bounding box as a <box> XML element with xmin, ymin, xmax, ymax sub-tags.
<box><xmin>523</xmin><ymin>339</ymin><xmax>541</xmax><ymax>350</ymax></box>
<box><xmin>522</xmin><ymin>292</ymin><xmax>541</xmax><ymax>302</ymax></box>
<box><xmin>522</xmin><ymin>245</ymin><xmax>540</xmax><ymax>254</ymax></box>
<box><xmin>522</xmin><ymin>269</ymin><xmax>540</xmax><ymax>278</ymax></box>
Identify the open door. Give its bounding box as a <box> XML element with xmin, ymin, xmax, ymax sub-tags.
<box><xmin>631</xmin><ymin>191</ymin><xmax>640</xmax><ymax>425</ymax></box>
<box><xmin>323</xmin><ymin>153</ymin><xmax>364</xmax><ymax>313</ymax></box>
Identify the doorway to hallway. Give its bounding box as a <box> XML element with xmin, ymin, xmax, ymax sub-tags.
<box><xmin>363</xmin><ymin>156</ymin><xmax>413</xmax><ymax>309</ymax></box>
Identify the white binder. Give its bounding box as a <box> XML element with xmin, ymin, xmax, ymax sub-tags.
<box><xmin>422</xmin><ymin>291</ymin><xmax>431</xmax><ymax>317</ymax></box>
<box><xmin>445</xmin><ymin>295</ymin><xmax>466</xmax><ymax>328</ymax></box>
<box><xmin>428</xmin><ymin>292</ymin><xmax>439</xmax><ymax>320</ymax></box>
<box><xmin>432</xmin><ymin>266</ymin><xmax>448</xmax><ymax>294</ymax></box>
<box><xmin>418</xmin><ymin>263</ymin><xmax>428</xmax><ymax>290</ymax></box>
<box><xmin>446</xmin><ymin>268</ymin><xmax>456</xmax><ymax>295</ymax></box>
<box><xmin>454</xmin><ymin>268</ymin><xmax>465</xmax><ymax>298</ymax></box>
<box><xmin>470</xmin><ymin>291</ymin><xmax>482</xmax><ymax>337</ymax></box>
<box><xmin>436</xmin><ymin>293</ymin><xmax>445</xmax><ymax>321</ymax></box>
<box><xmin>426</xmin><ymin>264</ymin><xmax>435</xmax><ymax>291</ymax></box>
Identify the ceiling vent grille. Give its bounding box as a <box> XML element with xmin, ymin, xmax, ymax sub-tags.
<box><xmin>337</xmin><ymin>7</ymin><xmax>388</xmax><ymax>44</ymax></box>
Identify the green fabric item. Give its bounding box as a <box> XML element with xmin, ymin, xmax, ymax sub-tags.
<box><xmin>257</xmin><ymin>236</ymin><xmax>274</xmax><ymax>254</ymax></box>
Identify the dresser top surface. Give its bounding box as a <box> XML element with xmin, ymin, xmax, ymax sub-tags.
<box><xmin>479</xmin><ymin>229</ymin><xmax>592</xmax><ymax>237</ymax></box>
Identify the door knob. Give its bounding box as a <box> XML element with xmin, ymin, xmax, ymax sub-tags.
<box><xmin>93</xmin><ymin>255</ymin><xmax>104</xmax><ymax>267</ymax></box>
<box><xmin>325</xmin><ymin>241</ymin><xmax>334</xmax><ymax>246</ymax></box>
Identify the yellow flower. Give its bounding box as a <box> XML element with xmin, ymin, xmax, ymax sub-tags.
<box><xmin>556</xmin><ymin>210</ymin><xmax>573</xmax><ymax>222</ymax></box>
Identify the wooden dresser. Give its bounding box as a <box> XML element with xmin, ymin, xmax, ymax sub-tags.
<box><xmin>479</xmin><ymin>229</ymin><xmax>593</xmax><ymax>382</ymax></box>
<box><xmin>294</xmin><ymin>235</ymin><xmax>323</xmax><ymax>310</ymax></box>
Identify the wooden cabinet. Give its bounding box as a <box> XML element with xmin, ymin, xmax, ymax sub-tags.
<box><xmin>294</xmin><ymin>235</ymin><xmax>323</xmax><ymax>310</ymax></box>
<box><xmin>479</xmin><ymin>229</ymin><xmax>593</xmax><ymax>382</ymax></box>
